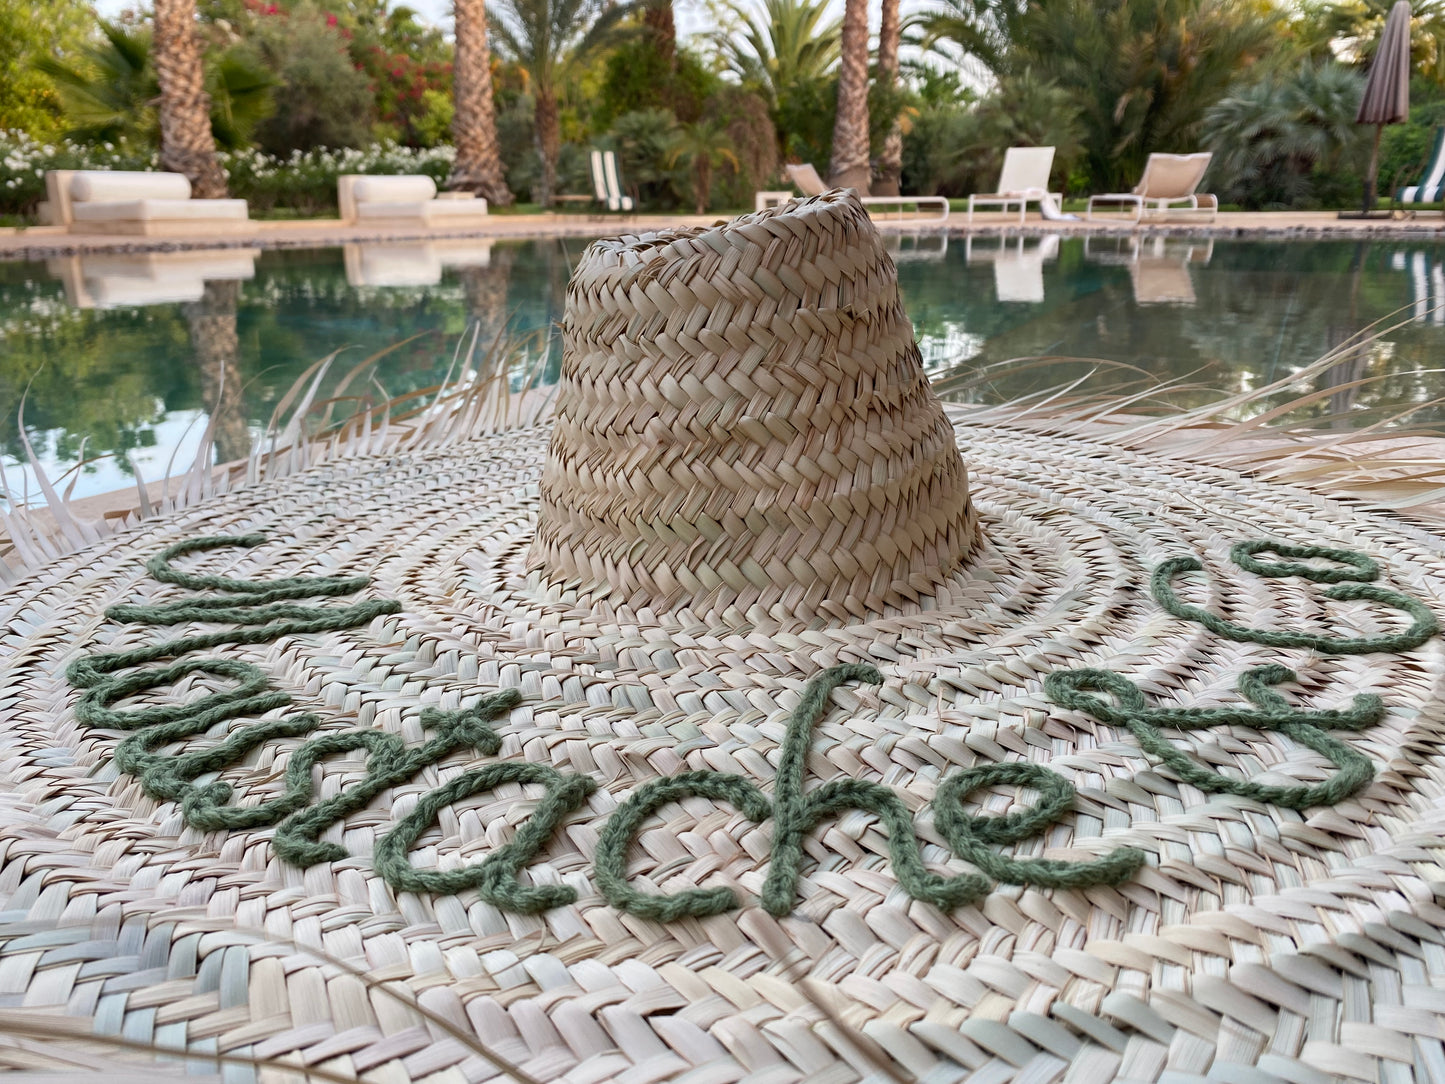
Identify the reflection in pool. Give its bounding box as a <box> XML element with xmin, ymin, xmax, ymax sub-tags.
<box><xmin>1</xmin><ymin>234</ymin><xmax>1442</xmax><ymax>506</ymax></box>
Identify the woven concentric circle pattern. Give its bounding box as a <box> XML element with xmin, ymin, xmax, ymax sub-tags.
<box><xmin>3</xmin><ymin>420</ymin><xmax>1445</xmax><ymax>1083</ymax></box>
<box><xmin>529</xmin><ymin>192</ymin><xmax>977</xmax><ymax>627</ymax></box>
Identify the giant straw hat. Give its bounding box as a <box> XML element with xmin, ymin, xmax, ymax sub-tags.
<box><xmin>3</xmin><ymin>191</ymin><xmax>1445</xmax><ymax>1083</ymax></box>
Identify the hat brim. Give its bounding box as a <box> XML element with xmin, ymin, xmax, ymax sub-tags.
<box><xmin>2</xmin><ymin>415</ymin><xmax>1444</xmax><ymax>1082</ymax></box>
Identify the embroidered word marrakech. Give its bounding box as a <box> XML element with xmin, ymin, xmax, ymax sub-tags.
<box><xmin>67</xmin><ymin>535</ymin><xmax>1434</xmax><ymax>918</ymax></box>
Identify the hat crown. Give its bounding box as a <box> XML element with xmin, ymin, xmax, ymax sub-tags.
<box><xmin>528</xmin><ymin>191</ymin><xmax>977</xmax><ymax>626</ymax></box>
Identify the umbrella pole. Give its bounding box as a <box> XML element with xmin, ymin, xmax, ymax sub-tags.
<box><xmin>1364</xmin><ymin>123</ymin><xmax>1383</xmax><ymax>213</ymax></box>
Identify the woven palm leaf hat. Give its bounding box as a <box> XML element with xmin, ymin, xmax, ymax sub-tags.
<box><xmin>4</xmin><ymin>191</ymin><xmax>1445</xmax><ymax>1084</ymax></box>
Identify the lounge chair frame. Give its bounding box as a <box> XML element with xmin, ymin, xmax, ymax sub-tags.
<box><xmin>785</xmin><ymin>164</ymin><xmax>949</xmax><ymax>222</ymax></box>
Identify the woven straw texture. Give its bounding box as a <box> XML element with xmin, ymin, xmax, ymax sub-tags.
<box><xmin>3</xmin><ymin>417</ymin><xmax>1445</xmax><ymax>1083</ymax></box>
<box><xmin>529</xmin><ymin>192</ymin><xmax>977</xmax><ymax>627</ymax></box>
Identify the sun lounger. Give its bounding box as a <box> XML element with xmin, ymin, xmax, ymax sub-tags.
<box><xmin>338</xmin><ymin>175</ymin><xmax>488</xmax><ymax>228</ymax></box>
<box><xmin>965</xmin><ymin>148</ymin><xmax>1061</xmax><ymax>224</ymax></box>
<box><xmin>343</xmin><ymin>239</ymin><xmax>495</xmax><ymax>287</ymax></box>
<box><xmin>43</xmin><ymin>170</ymin><xmax>251</xmax><ymax>236</ymax></box>
<box><xmin>45</xmin><ymin>249</ymin><xmax>259</xmax><ymax>308</ymax></box>
<box><xmin>785</xmin><ymin>163</ymin><xmax>949</xmax><ymax>221</ymax></box>
<box><xmin>1086</xmin><ymin>153</ymin><xmax>1217</xmax><ymax>221</ymax></box>
<box><xmin>589</xmin><ymin>150</ymin><xmax>635</xmax><ymax>212</ymax></box>
<box><xmin>1394</xmin><ymin>126</ymin><xmax>1445</xmax><ymax>211</ymax></box>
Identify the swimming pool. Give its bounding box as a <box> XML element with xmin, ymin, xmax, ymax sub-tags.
<box><xmin>2</xmin><ymin>233</ymin><xmax>1442</xmax><ymax>506</ymax></box>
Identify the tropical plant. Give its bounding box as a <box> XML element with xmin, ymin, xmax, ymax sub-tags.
<box><xmin>1204</xmin><ymin>61</ymin><xmax>1365</xmax><ymax>208</ymax></box>
<box><xmin>37</xmin><ymin>22</ymin><xmax>275</xmax><ymax>151</ymax></box>
<box><xmin>667</xmin><ymin>117</ymin><xmax>739</xmax><ymax>212</ymax></box>
<box><xmin>153</xmin><ymin>0</ymin><xmax>229</xmax><ymax>197</ymax></box>
<box><xmin>488</xmin><ymin>0</ymin><xmax>632</xmax><ymax>206</ymax></box>
<box><xmin>608</xmin><ymin>107</ymin><xmax>683</xmax><ymax>205</ymax></box>
<box><xmin>827</xmin><ymin>0</ymin><xmax>870</xmax><ymax>188</ymax></box>
<box><xmin>706</xmin><ymin>85</ymin><xmax>778</xmax><ymax>206</ymax></box>
<box><xmin>1005</xmin><ymin>0</ymin><xmax>1279</xmax><ymax>191</ymax></box>
<box><xmin>0</xmin><ymin>0</ymin><xmax>93</xmax><ymax>139</ymax></box>
<box><xmin>36</xmin><ymin>22</ymin><xmax>156</xmax><ymax>147</ymax></box>
<box><xmin>972</xmin><ymin>69</ymin><xmax>1084</xmax><ymax>174</ymax></box>
<box><xmin>713</xmin><ymin>0</ymin><xmax>841</xmax><ymax>111</ymax></box>
<box><xmin>449</xmin><ymin>0</ymin><xmax>514</xmax><ymax>204</ymax></box>
<box><xmin>913</xmin><ymin>0</ymin><xmax>1029</xmax><ymax>76</ymax></box>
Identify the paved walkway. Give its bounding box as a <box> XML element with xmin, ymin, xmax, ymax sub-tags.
<box><xmin>2</xmin><ymin>209</ymin><xmax>1442</xmax><ymax>259</ymax></box>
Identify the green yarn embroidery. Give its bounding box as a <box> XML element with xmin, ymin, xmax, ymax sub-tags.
<box><xmin>596</xmin><ymin>664</ymin><xmax>1146</xmax><ymax>919</ymax></box>
<box><xmin>67</xmin><ymin>535</ymin><xmax>401</xmax><ymax>831</ymax></box>
<box><xmin>272</xmin><ymin>696</ymin><xmax>519</xmax><ymax>866</ymax></box>
<box><xmin>375</xmin><ymin>761</ymin><xmax>597</xmax><ymax>911</ymax></box>
<box><xmin>67</xmin><ymin>533</ymin><xmax>1434</xmax><ymax>918</ymax></box>
<box><xmin>1151</xmin><ymin>540</ymin><xmax>1438</xmax><ymax>654</ymax></box>
<box><xmin>1045</xmin><ymin>665</ymin><xmax>1380</xmax><ymax>808</ymax></box>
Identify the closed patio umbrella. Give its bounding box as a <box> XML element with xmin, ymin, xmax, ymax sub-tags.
<box><xmin>1356</xmin><ymin>0</ymin><xmax>1412</xmax><ymax>213</ymax></box>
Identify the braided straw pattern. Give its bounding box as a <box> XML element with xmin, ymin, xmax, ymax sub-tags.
<box><xmin>528</xmin><ymin>191</ymin><xmax>977</xmax><ymax>627</ymax></box>
<box><xmin>4</xmin><ymin>419</ymin><xmax>1445</xmax><ymax>1082</ymax></box>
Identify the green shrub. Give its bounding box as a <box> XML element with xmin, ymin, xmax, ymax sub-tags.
<box><xmin>706</xmin><ymin>87</ymin><xmax>778</xmax><ymax>208</ymax></box>
<box><xmin>246</xmin><ymin>9</ymin><xmax>375</xmax><ymax>155</ymax></box>
<box><xmin>605</xmin><ymin>108</ymin><xmax>685</xmax><ymax>208</ymax></box>
<box><xmin>597</xmin><ymin>41</ymin><xmax>719</xmax><ymax>127</ymax></box>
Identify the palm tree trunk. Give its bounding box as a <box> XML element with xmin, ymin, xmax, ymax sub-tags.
<box><xmin>827</xmin><ymin>0</ymin><xmax>871</xmax><ymax>193</ymax></box>
<box><xmin>185</xmin><ymin>279</ymin><xmax>251</xmax><ymax>465</ymax></box>
<box><xmin>534</xmin><ymin>87</ymin><xmax>560</xmax><ymax>208</ymax></box>
<box><xmin>448</xmin><ymin>0</ymin><xmax>514</xmax><ymax>206</ymax></box>
<box><xmin>874</xmin><ymin>0</ymin><xmax>903</xmax><ymax>198</ymax></box>
<box><xmin>643</xmin><ymin>0</ymin><xmax>676</xmax><ymax>69</ymax></box>
<box><xmin>152</xmin><ymin>0</ymin><xmax>228</xmax><ymax>198</ymax></box>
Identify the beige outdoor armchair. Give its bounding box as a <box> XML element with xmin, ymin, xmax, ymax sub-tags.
<box><xmin>1086</xmin><ymin>153</ymin><xmax>1218</xmax><ymax>221</ymax></box>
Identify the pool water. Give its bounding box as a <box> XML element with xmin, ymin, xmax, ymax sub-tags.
<box><xmin>2</xmin><ymin>233</ymin><xmax>1442</xmax><ymax>506</ymax></box>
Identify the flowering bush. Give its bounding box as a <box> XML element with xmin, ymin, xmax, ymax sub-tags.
<box><xmin>0</xmin><ymin>133</ymin><xmax>158</xmax><ymax>217</ymax></box>
<box><xmin>0</xmin><ymin>132</ymin><xmax>455</xmax><ymax>219</ymax></box>
<box><xmin>219</xmin><ymin>143</ymin><xmax>455</xmax><ymax>214</ymax></box>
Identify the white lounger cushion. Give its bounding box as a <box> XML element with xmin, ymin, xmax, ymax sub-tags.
<box><xmin>351</xmin><ymin>175</ymin><xmax>438</xmax><ymax>203</ymax></box>
<box><xmin>72</xmin><ymin>199</ymin><xmax>250</xmax><ymax>223</ymax></box>
<box><xmin>355</xmin><ymin>199</ymin><xmax>488</xmax><ymax>224</ymax></box>
<box><xmin>70</xmin><ymin>171</ymin><xmax>193</xmax><ymax>202</ymax></box>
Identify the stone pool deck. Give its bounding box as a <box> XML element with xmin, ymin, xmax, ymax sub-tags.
<box><xmin>1</xmin><ymin>208</ymin><xmax>1443</xmax><ymax>259</ymax></box>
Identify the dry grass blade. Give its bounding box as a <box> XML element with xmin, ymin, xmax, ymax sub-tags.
<box><xmin>0</xmin><ymin>1016</ymin><xmax>373</xmax><ymax>1084</ymax></box>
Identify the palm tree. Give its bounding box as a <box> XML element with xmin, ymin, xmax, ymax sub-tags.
<box><xmin>827</xmin><ymin>0</ymin><xmax>870</xmax><ymax>190</ymax></box>
<box><xmin>915</xmin><ymin>0</ymin><xmax>1027</xmax><ymax>76</ymax></box>
<box><xmin>152</xmin><ymin>0</ymin><xmax>228</xmax><ymax>198</ymax></box>
<box><xmin>667</xmin><ymin>118</ymin><xmax>741</xmax><ymax>212</ymax></box>
<box><xmin>489</xmin><ymin>0</ymin><xmax>630</xmax><ymax>207</ymax></box>
<box><xmin>875</xmin><ymin>0</ymin><xmax>903</xmax><ymax>196</ymax></box>
<box><xmin>714</xmin><ymin>0</ymin><xmax>842</xmax><ymax>112</ymax></box>
<box><xmin>449</xmin><ymin>0</ymin><xmax>514</xmax><ymax>205</ymax></box>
